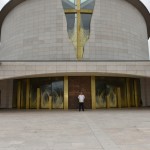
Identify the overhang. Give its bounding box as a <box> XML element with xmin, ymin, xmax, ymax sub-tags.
<box><xmin>1</xmin><ymin>61</ymin><xmax>150</xmax><ymax>80</ymax></box>
<box><xmin>0</xmin><ymin>0</ymin><xmax>150</xmax><ymax>40</ymax></box>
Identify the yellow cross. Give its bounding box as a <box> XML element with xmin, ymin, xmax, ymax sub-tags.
<box><xmin>64</xmin><ymin>0</ymin><xmax>93</xmax><ymax>60</ymax></box>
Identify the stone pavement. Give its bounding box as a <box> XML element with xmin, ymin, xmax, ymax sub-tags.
<box><xmin>0</xmin><ymin>109</ymin><xmax>150</xmax><ymax>150</ymax></box>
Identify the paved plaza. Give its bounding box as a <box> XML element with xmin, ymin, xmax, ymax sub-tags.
<box><xmin>0</xmin><ymin>109</ymin><xmax>150</xmax><ymax>150</ymax></box>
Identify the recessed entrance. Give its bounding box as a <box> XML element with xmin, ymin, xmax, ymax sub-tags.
<box><xmin>68</xmin><ymin>76</ymin><xmax>91</xmax><ymax>109</ymax></box>
<box><xmin>13</xmin><ymin>76</ymin><xmax>140</xmax><ymax>109</ymax></box>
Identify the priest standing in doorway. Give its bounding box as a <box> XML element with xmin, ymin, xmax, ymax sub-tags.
<box><xmin>78</xmin><ymin>92</ymin><xmax>85</xmax><ymax>111</ymax></box>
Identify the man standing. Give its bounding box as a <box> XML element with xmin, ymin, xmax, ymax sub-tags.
<box><xmin>78</xmin><ymin>92</ymin><xmax>85</xmax><ymax>111</ymax></box>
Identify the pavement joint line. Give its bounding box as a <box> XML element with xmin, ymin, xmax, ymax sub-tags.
<box><xmin>83</xmin><ymin>113</ymin><xmax>121</xmax><ymax>150</ymax></box>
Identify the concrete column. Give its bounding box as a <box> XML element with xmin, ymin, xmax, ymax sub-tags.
<box><xmin>64</xmin><ymin>76</ymin><xmax>68</xmax><ymax>110</ymax></box>
<box><xmin>17</xmin><ymin>81</ymin><xmax>21</xmax><ymax>109</ymax></box>
<box><xmin>106</xmin><ymin>95</ymin><xmax>110</xmax><ymax>109</ymax></box>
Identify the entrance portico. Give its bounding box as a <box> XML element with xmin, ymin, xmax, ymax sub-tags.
<box><xmin>12</xmin><ymin>76</ymin><xmax>140</xmax><ymax>110</ymax></box>
<box><xmin>0</xmin><ymin>61</ymin><xmax>150</xmax><ymax>109</ymax></box>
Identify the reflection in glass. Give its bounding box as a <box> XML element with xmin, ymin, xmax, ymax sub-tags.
<box><xmin>20</xmin><ymin>79</ymin><xmax>26</xmax><ymax>108</ymax></box>
<box><xmin>30</xmin><ymin>79</ymin><xmax>38</xmax><ymax>109</ymax></box>
<box><xmin>41</xmin><ymin>84</ymin><xmax>52</xmax><ymax>108</ymax></box>
<box><xmin>14</xmin><ymin>77</ymin><xmax>64</xmax><ymax>109</ymax></box>
<box><xmin>96</xmin><ymin>77</ymin><xmax>140</xmax><ymax>108</ymax></box>
<box><xmin>52</xmin><ymin>81</ymin><xmax>64</xmax><ymax>109</ymax></box>
<box><xmin>13</xmin><ymin>80</ymin><xmax>18</xmax><ymax>108</ymax></box>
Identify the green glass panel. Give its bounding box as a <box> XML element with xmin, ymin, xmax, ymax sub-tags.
<box><xmin>96</xmin><ymin>77</ymin><xmax>141</xmax><ymax>108</ymax></box>
<box><xmin>20</xmin><ymin>79</ymin><xmax>26</xmax><ymax>109</ymax></box>
<box><xmin>29</xmin><ymin>77</ymin><xmax>64</xmax><ymax>109</ymax></box>
<box><xmin>41</xmin><ymin>84</ymin><xmax>52</xmax><ymax>109</ymax></box>
<box><xmin>13</xmin><ymin>80</ymin><xmax>17</xmax><ymax>108</ymax></box>
<box><xmin>52</xmin><ymin>79</ymin><xmax>64</xmax><ymax>109</ymax></box>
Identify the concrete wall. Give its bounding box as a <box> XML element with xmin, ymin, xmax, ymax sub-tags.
<box><xmin>0</xmin><ymin>0</ymin><xmax>76</xmax><ymax>60</ymax></box>
<box><xmin>140</xmin><ymin>78</ymin><xmax>150</xmax><ymax>106</ymax></box>
<box><xmin>84</xmin><ymin>0</ymin><xmax>149</xmax><ymax>60</ymax></box>
<box><xmin>0</xmin><ymin>79</ymin><xmax>13</xmax><ymax>108</ymax></box>
<box><xmin>1</xmin><ymin>61</ymin><xmax>150</xmax><ymax>80</ymax></box>
<box><xmin>0</xmin><ymin>0</ymin><xmax>149</xmax><ymax>60</ymax></box>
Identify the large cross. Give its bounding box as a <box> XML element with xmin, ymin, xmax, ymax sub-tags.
<box><xmin>64</xmin><ymin>0</ymin><xmax>93</xmax><ymax>60</ymax></box>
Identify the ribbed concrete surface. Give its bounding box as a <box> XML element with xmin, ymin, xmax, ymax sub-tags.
<box><xmin>0</xmin><ymin>109</ymin><xmax>150</xmax><ymax>150</ymax></box>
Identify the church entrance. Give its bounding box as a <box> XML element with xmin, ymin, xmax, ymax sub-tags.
<box><xmin>68</xmin><ymin>76</ymin><xmax>91</xmax><ymax>109</ymax></box>
<box><xmin>13</xmin><ymin>76</ymin><xmax>140</xmax><ymax>109</ymax></box>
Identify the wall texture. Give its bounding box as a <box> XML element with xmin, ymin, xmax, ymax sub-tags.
<box><xmin>0</xmin><ymin>79</ymin><xmax>13</xmax><ymax>108</ymax></box>
<box><xmin>84</xmin><ymin>0</ymin><xmax>149</xmax><ymax>60</ymax></box>
<box><xmin>0</xmin><ymin>0</ymin><xmax>76</xmax><ymax>60</ymax></box>
<box><xmin>140</xmin><ymin>78</ymin><xmax>150</xmax><ymax>106</ymax></box>
<box><xmin>0</xmin><ymin>0</ymin><xmax>149</xmax><ymax>60</ymax></box>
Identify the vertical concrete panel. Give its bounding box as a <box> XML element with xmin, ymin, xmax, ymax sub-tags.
<box><xmin>0</xmin><ymin>79</ymin><xmax>13</xmax><ymax>108</ymax></box>
<box><xmin>140</xmin><ymin>78</ymin><xmax>150</xmax><ymax>106</ymax></box>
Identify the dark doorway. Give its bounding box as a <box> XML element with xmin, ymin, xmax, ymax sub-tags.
<box><xmin>0</xmin><ymin>90</ymin><xmax>1</xmax><ymax>106</ymax></box>
<box><xmin>68</xmin><ymin>76</ymin><xmax>91</xmax><ymax>109</ymax></box>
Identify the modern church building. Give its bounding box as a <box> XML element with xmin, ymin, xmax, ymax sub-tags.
<box><xmin>0</xmin><ymin>0</ymin><xmax>150</xmax><ymax>109</ymax></box>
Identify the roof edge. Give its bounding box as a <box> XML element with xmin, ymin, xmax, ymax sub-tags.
<box><xmin>0</xmin><ymin>0</ymin><xmax>26</xmax><ymax>40</ymax></box>
<box><xmin>126</xmin><ymin>0</ymin><xmax>150</xmax><ymax>38</ymax></box>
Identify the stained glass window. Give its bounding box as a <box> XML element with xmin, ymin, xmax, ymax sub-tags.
<box><xmin>62</xmin><ymin>0</ymin><xmax>95</xmax><ymax>59</ymax></box>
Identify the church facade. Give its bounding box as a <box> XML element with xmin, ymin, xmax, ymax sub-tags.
<box><xmin>0</xmin><ymin>0</ymin><xmax>150</xmax><ymax>109</ymax></box>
